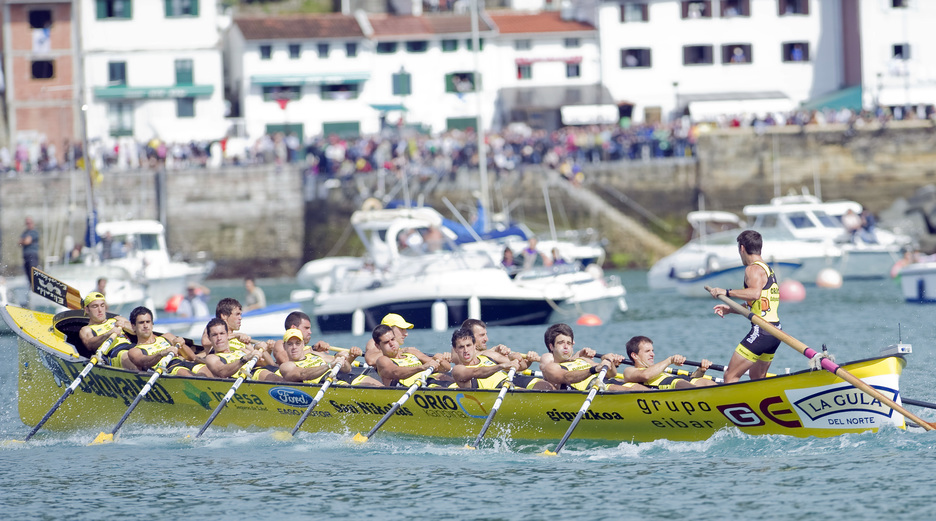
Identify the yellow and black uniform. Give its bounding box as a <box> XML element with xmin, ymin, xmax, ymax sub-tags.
<box><xmin>735</xmin><ymin>261</ymin><xmax>782</xmax><ymax>363</ymax></box>
<box><xmin>622</xmin><ymin>367</ymin><xmax>683</xmax><ymax>390</ymax></box>
<box><xmin>88</xmin><ymin>319</ymin><xmax>132</xmax><ymax>368</ymax></box>
<box><xmin>557</xmin><ymin>359</ymin><xmax>635</xmax><ymax>391</ymax></box>
<box><xmin>274</xmin><ymin>351</ymin><xmax>372</xmax><ymax>386</ymax></box>
<box><xmin>229</xmin><ymin>344</ymin><xmax>278</xmax><ymax>380</ymax></box>
<box><xmin>136</xmin><ymin>336</ymin><xmax>207</xmax><ymax>376</ymax></box>
<box><xmin>464</xmin><ymin>355</ymin><xmax>544</xmax><ymax>390</ymax></box>
<box><xmin>215</xmin><ymin>351</ymin><xmax>268</xmax><ymax>380</ymax></box>
<box><xmin>385</xmin><ymin>353</ymin><xmax>452</xmax><ymax>388</ymax></box>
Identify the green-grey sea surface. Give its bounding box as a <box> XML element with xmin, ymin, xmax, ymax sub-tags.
<box><xmin>2</xmin><ymin>272</ymin><xmax>934</xmax><ymax>520</ymax></box>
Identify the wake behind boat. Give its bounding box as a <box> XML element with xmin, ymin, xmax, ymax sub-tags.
<box><xmin>3</xmin><ymin>304</ymin><xmax>913</xmax><ymax>444</ymax></box>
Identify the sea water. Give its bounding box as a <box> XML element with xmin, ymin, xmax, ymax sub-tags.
<box><xmin>1</xmin><ymin>272</ymin><xmax>935</xmax><ymax>520</ymax></box>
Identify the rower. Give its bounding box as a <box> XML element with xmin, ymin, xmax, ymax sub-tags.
<box><xmin>372</xmin><ymin>324</ymin><xmax>452</xmax><ymax>387</ymax></box>
<box><xmin>618</xmin><ymin>336</ymin><xmax>715</xmax><ymax>389</ymax></box>
<box><xmin>200</xmin><ymin>297</ymin><xmax>255</xmax><ymax>352</ymax></box>
<box><xmin>277</xmin><ymin>328</ymin><xmax>380</xmax><ymax>386</ymax></box>
<box><xmin>364</xmin><ymin>313</ymin><xmax>415</xmax><ymax>366</ymax></box>
<box><xmin>451</xmin><ymin>327</ymin><xmax>553</xmax><ymax>390</ymax></box>
<box><xmin>271</xmin><ymin>311</ymin><xmax>330</xmax><ymax>365</ymax></box>
<box><xmin>202</xmin><ymin>318</ymin><xmax>282</xmax><ymax>381</ymax></box>
<box><xmin>539</xmin><ymin>323</ymin><xmax>645</xmax><ymax>392</ymax></box>
<box><xmin>77</xmin><ymin>292</ymin><xmax>140</xmax><ymax>371</ymax></box>
<box><xmin>126</xmin><ymin>306</ymin><xmax>214</xmax><ymax>378</ymax></box>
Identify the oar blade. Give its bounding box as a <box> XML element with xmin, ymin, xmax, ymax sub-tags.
<box><xmin>90</xmin><ymin>432</ymin><xmax>114</xmax><ymax>445</ymax></box>
<box><xmin>352</xmin><ymin>432</ymin><xmax>369</xmax><ymax>443</ymax></box>
<box><xmin>270</xmin><ymin>431</ymin><xmax>294</xmax><ymax>442</ymax></box>
<box><xmin>541</xmin><ymin>449</ymin><xmax>558</xmax><ymax>456</ymax></box>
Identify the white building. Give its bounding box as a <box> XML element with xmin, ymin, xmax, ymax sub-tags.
<box><xmin>599</xmin><ymin>0</ymin><xmax>852</xmax><ymax>123</ymax></box>
<box><xmin>81</xmin><ymin>0</ymin><xmax>229</xmax><ymax>149</ymax></box>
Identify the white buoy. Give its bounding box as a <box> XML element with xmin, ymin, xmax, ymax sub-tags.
<box><xmin>351</xmin><ymin>309</ymin><xmax>365</xmax><ymax>336</ymax></box>
<box><xmin>468</xmin><ymin>296</ymin><xmax>481</xmax><ymax>319</ymax></box>
<box><xmin>431</xmin><ymin>300</ymin><xmax>448</xmax><ymax>331</ymax></box>
<box><xmin>816</xmin><ymin>268</ymin><xmax>843</xmax><ymax>289</ymax></box>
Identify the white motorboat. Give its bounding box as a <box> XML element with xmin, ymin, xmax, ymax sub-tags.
<box><xmin>648</xmin><ymin>194</ymin><xmax>912</xmax><ymax>290</ymax></box>
<box><xmin>512</xmin><ymin>263</ymin><xmax>627</xmax><ymax>322</ymax></box>
<box><xmin>308</xmin><ymin>207</ymin><xmax>624</xmax><ymax>334</ymax></box>
<box><xmin>91</xmin><ymin>220</ymin><xmax>215</xmax><ymax>308</ymax></box>
<box><xmin>897</xmin><ymin>260</ymin><xmax>936</xmax><ymax>303</ymax></box>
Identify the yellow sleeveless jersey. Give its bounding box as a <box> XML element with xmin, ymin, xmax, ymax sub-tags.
<box><xmin>558</xmin><ymin>358</ymin><xmax>597</xmax><ymax>391</ymax></box>
<box><xmin>387</xmin><ymin>353</ymin><xmax>427</xmax><ymax>387</ymax></box>
<box><xmin>747</xmin><ymin>261</ymin><xmax>780</xmax><ymax>323</ymax></box>
<box><xmin>465</xmin><ymin>355</ymin><xmax>508</xmax><ymax>389</ymax></box>
<box><xmin>88</xmin><ymin>318</ymin><xmax>131</xmax><ymax>355</ymax></box>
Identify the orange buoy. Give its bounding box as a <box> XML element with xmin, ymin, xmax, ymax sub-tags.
<box><xmin>165</xmin><ymin>294</ymin><xmax>183</xmax><ymax>313</ymax></box>
<box><xmin>779</xmin><ymin>280</ymin><xmax>806</xmax><ymax>302</ymax></box>
<box><xmin>576</xmin><ymin>314</ymin><xmax>603</xmax><ymax>326</ymax></box>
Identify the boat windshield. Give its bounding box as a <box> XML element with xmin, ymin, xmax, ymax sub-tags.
<box><xmin>786</xmin><ymin>212</ymin><xmax>816</xmax><ymax>229</ymax></box>
<box><xmin>814</xmin><ymin>211</ymin><xmax>842</xmax><ymax>228</ymax></box>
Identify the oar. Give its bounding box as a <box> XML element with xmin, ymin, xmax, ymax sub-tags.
<box><xmin>287</xmin><ymin>363</ymin><xmax>343</xmax><ymax>437</ymax></box>
<box><xmin>91</xmin><ymin>352</ymin><xmax>175</xmax><ymax>445</ymax></box>
<box><xmin>707</xmin><ymin>286</ymin><xmax>935</xmax><ymax>431</ymax></box>
<box><xmin>353</xmin><ymin>367</ymin><xmax>434</xmax><ymax>443</ymax></box>
<box><xmin>543</xmin><ymin>366</ymin><xmax>608</xmax><ymax>456</ymax></box>
<box><xmin>193</xmin><ymin>355</ymin><xmax>260</xmax><ymax>439</ymax></box>
<box><xmin>31</xmin><ymin>267</ymin><xmax>83</xmax><ymax>310</ymax></box>
<box><xmin>902</xmin><ymin>398</ymin><xmax>936</xmax><ymax>410</ymax></box>
<box><xmin>17</xmin><ymin>333</ymin><xmax>118</xmax><ymax>442</ymax></box>
<box><xmin>466</xmin><ymin>367</ymin><xmax>517</xmax><ymax>449</ymax></box>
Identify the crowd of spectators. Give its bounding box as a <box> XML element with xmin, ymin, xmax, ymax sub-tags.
<box><xmin>2</xmin><ymin>104</ymin><xmax>932</xmax><ymax>177</ymax></box>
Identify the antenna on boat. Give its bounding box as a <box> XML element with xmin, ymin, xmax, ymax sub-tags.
<box><xmin>881</xmin><ymin>322</ymin><xmax>912</xmax><ymax>356</ymax></box>
<box><xmin>470</xmin><ymin>0</ymin><xmax>491</xmax><ymax>233</ymax></box>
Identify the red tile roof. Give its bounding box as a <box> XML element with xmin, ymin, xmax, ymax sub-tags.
<box><xmin>235</xmin><ymin>14</ymin><xmax>364</xmax><ymax>40</ymax></box>
<box><xmin>368</xmin><ymin>14</ymin><xmax>495</xmax><ymax>37</ymax></box>
<box><xmin>488</xmin><ymin>11</ymin><xmax>595</xmax><ymax>34</ymax></box>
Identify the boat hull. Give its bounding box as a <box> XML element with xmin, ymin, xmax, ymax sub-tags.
<box><xmin>6</xmin><ymin>305</ymin><xmax>907</xmax><ymax>443</ymax></box>
<box><xmin>899</xmin><ymin>262</ymin><xmax>936</xmax><ymax>303</ymax></box>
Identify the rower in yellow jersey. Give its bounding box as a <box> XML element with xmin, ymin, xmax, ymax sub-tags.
<box><xmin>77</xmin><ymin>292</ymin><xmax>140</xmax><ymax>371</ymax></box>
<box><xmin>708</xmin><ymin>230</ymin><xmax>782</xmax><ymax>383</ymax></box>
<box><xmin>450</xmin><ymin>327</ymin><xmax>553</xmax><ymax>390</ymax></box>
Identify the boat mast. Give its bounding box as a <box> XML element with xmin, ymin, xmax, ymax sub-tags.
<box><xmin>470</xmin><ymin>0</ymin><xmax>491</xmax><ymax>232</ymax></box>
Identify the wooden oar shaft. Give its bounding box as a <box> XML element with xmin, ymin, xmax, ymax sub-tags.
<box><xmin>356</xmin><ymin>367</ymin><xmax>433</xmax><ymax>442</ymax></box>
<box><xmin>707</xmin><ymin>287</ymin><xmax>934</xmax><ymax>431</ymax></box>
<box><xmin>106</xmin><ymin>354</ymin><xmax>174</xmax><ymax>438</ymax></box>
<box><xmin>23</xmin><ymin>335</ymin><xmax>116</xmax><ymax>441</ymax></box>
<box><xmin>547</xmin><ymin>366</ymin><xmax>608</xmax><ymax>455</ymax></box>
<box><xmin>469</xmin><ymin>367</ymin><xmax>517</xmax><ymax>449</ymax></box>
<box><xmin>195</xmin><ymin>355</ymin><xmax>260</xmax><ymax>438</ymax></box>
<box><xmin>598</xmin><ymin>352</ymin><xmax>725</xmax><ymax>373</ymax></box>
<box><xmin>289</xmin><ymin>363</ymin><xmax>343</xmax><ymax>436</ymax></box>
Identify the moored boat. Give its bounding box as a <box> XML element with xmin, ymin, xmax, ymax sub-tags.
<box><xmin>5</xmin><ymin>304</ymin><xmax>910</xmax><ymax>443</ymax></box>
<box><xmin>897</xmin><ymin>261</ymin><xmax>936</xmax><ymax>303</ymax></box>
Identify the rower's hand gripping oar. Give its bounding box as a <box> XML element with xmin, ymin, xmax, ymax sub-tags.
<box><xmin>287</xmin><ymin>362</ymin><xmax>343</xmax><ymax>437</ymax></box>
<box><xmin>17</xmin><ymin>332</ymin><xmax>119</xmax><ymax>442</ymax></box>
<box><xmin>193</xmin><ymin>354</ymin><xmax>260</xmax><ymax>439</ymax></box>
<box><xmin>353</xmin><ymin>367</ymin><xmax>434</xmax><ymax>443</ymax></box>
<box><xmin>91</xmin><ymin>352</ymin><xmax>175</xmax><ymax>445</ymax></box>
<box><xmin>543</xmin><ymin>366</ymin><xmax>609</xmax><ymax>456</ymax></box>
<box><xmin>706</xmin><ymin>285</ymin><xmax>934</xmax><ymax>431</ymax></box>
<box><xmin>466</xmin><ymin>367</ymin><xmax>517</xmax><ymax>449</ymax></box>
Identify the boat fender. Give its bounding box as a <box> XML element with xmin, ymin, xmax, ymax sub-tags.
<box><xmin>352</xmin><ymin>309</ymin><xmax>366</xmax><ymax>337</ymax></box>
<box><xmin>468</xmin><ymin>296</ymin><xmax>481</xmax><ymax>320</ymax></box>
<box><xmin>431</xmin><ymin>300</ymin><xmax>448</xmax><ymax>332</ymax></box>
<box><xmin>705</xmin><ymin>254</ymin><xmax>720</xmax><ymax>274</ymax></box>
<box><xmin>361</xmin><ymin>197</ymin><xmax>383</xmax><ymax>212</ymax></box>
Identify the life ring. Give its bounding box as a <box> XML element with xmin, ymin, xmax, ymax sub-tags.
<box><xmin>361</xmin><ymin>197</ymin><xmax>383</xmax><ymax>212</ymax></box>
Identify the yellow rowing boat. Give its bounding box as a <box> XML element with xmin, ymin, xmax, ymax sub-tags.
<box><xmin>5</xmin><ymin>305</ymin><xmax>907</xmax><ymax>442</ymax></box>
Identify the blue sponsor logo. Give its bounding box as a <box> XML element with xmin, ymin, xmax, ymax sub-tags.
<box><xmin>268</xmin><ymin>387</ymin><xmax>314</xmax><ymax>408</ymax></box>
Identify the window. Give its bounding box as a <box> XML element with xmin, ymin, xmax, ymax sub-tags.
<box><xmin>108</xmin><ymin>61</ymin><xmax>127</xmax><ymax>86</ymax></box>
<box><xmin>515</xmin><ymin>39</ymin><xmax>532</xmax><ymax>51</ymax></box>
<box><xmin>317</xmin><ymin>43</ymin><xmax>330</xmax><ymax>58</ymax></box>
<box><xmin>31</xmin><ymin>60</ymin><xmax>54</xmax><ymax>79</ymax></box>
<box><xmin>441</xmin><ymin>39</ymin><xmax>458</xmax><ymax>52</ymax></box>
<box><xmin>175</xmin><ymin>59</ymin><xmax>193</xmax><ymax>85</ymax></box>
<box><xmin>289</xmin><ymin>44</ymin><xmax>301</xmax><ymax>59</ymax></box>
<box><xmin>892</xmin><ymin>0</ymin><xmax>908</xmax><ymax>6</ymax></box>
<box><xmin>893</xmin><ymin>44</ymin><xmax>910</xmax><ymax>60</ymax></box>
<box><xmin>445</xmin><ymin>72</ymin><xmax>477</xmax><ymax>93</ymax></box>
<box><xmin>262</xmin><ymin>86</ymin><xmax>301</xmax><ymax>102</ymax></box>
<box><xmin>564</xmin><ymin>38</ymin><xmax>580</xmax><ymax>48</ymax></box>
<box><xmin>683</xmin><ymin>45</ymin><xmax>714</xmax><ymax>65</ymax></box>
<box><xmin>517</xmin><ymin>64</ymin><xmax>532</xmax><ymax>80</ymax></box>
<box><xmin>321</xmin><ymin>83</ymin><xmax>360</xmax><ymax>100</ymax></box>
<box><xmin>259</xmin><ymin>45</ymin><xmax>272</xmax><ymax>60</ymax></box>
<box><xmin>96</xmin><ymin>0</ymin><xmax>132</xmax><ymax>19</ymax></box>
<box><xmin>346</xmin><ymin>42</ymin><xmax>358</xmax><ymax>57</ymax></box>
<box><xmin>392</xmin><ymin>72</ymin><xmax>411</xmax><ymax>96</ymax></box>
<box><xmin>620</xmin><ymin>3</ymin><xmax>649</xmax><ymax>22</ymax></box>
<box><xmin>108</xmin><ymin>102</ymin><xmax>134</xmax><ymax>137</ymax></box>
<box><xmin>720</xmin><ymin>0</ymin><xmax>750</xmax><ymax>16</ymax></box>
<box><xmin>177</xmin><ymin>98</ymin><xmax>195</xmax><ymax>118</ymax></box>
<box><xmin>722</xmin><ymin>44</ymin><xmax>752</xmax><ymax>64</ymax></box>
<box><xmin>165</xmin><ymin>0</ymin><xmax>198</xmax><ymax>17</ymax></box>
<box><xmin>778</xmin><ymin>0</ymin><xmax>809</xmax><ymax>15</ymax></box>
<box><xmin>376</xmin><ymin>42</ymin><xmax>397</xmax><ymax>54</ymax></box>
<box><xmin>621</xmin><ymin>48</ymin><xmax>652</xmax><ymax>68</ymax></box>
<box><xmin>782</xmin><ymin>42</ymin><xmax>809</xmax><ymax>62</ymax></box>
<box><xmin>786</xmin><ymin>212</ymin><xmax>815</xmax><ymax>229</ymax></box>
<box><xmin>566</xmin><ymin>63</ymin><xmax>581</xmax><ymax>78</ymax></box>
<box><xmin>406</xmin><ymin>41</ymin><xmax>428</xmax><ymax>53</ymax></box>
<box><xmin>465</xmin><ymin>38</ymin><xmax>484</xmax><ymax>51</ymax></box>
<box><xmin>29</xmin><ymin>9</ymin><xmax>52</xmax><ymax>28</ymax></box>
<box><xmin>446</xmin><ymin>117</ymin><xmax>478</xmax><ymax>131</ymax></box>
<box><xmin>681</xmin><ymin>1</ymin><xmax>712</xmax><ymax>18</ymax></box>
<box><xmin>322</xmin><ymin>121</ymin><xmax>360</xmax><ymax>138</ymax></box>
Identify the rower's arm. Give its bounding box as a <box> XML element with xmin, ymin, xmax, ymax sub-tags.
<box><xmin>623</xmin><ymin>357</ymin><xmax>676</xmax><ymax>383</ymax></box>
<box><xmin>452</xmin><ymin>362</ymin><xmax>509</xmax><ymax>385</ymax></box>
<box><xmin>364</xmin><ymin>339</ymin><xmax>381</xmax><ymax>366</ymax></box>
<box><xmin>128</xmin><ymin>346</ymin><xmax>176</xmax><ymax>370</ymax></box>
<box><xmin>279</xmin><ymin>361</ymin><xmax>330</xmax><ymax>383</ymax></box>
<box><xmin>79</xmin><ymin>325</ymin><xmax>122</xmax><ymax>352</ymax></box>
<box><xmin>375</xmin><ymin>356</ymin><xmax>438</xmax><ymax>383</ymax></box>
<box><xmin>541</xmin><ymin>360</ymin><xmax>595</xmax><ymax>386</ymax></box>
<box><xmin>204</xmin><ymin>354</ymin><xmax>249</xmax><ymax>379</ymax></box>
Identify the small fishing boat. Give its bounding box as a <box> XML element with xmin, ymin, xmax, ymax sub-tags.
<box><xmin>897</xmin><ymin>261</ymin><xmax>936</xmax><ymax>303</ymax></box>
<box><xmin>4</xmin><ymin>304</ymin><xmax>913</xmax><ymax>443</ymax></box>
